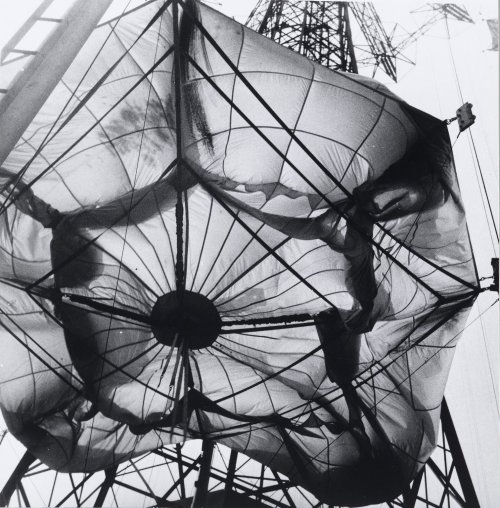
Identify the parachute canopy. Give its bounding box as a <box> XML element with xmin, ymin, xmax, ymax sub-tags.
<box><xmin>0</xmin><ymin>0</ymin><xmax>478</xmax><ymax>505</ymax></box>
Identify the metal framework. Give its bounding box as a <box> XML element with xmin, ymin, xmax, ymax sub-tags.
<box><xmin>391</xmin><ymin>400</ymin><xmax>480</xmax><ymax>508</ymax></box>
<box><xmin>246</xmin><ymin>0</ymin><xmax>359</xmax><ymax>74</ymax></box>
<box><xmin>0</xmin><ymin>402</ymin><xmax>482</xmax><ymax>508</ymax></box>
<box><xmin>394</xmin><ymin>4</ymin><xmax>474</xmax><ymax>55</ymax></box>
<box><xmin>0</xmin><ymin>0</ymin><xmax>483</xmax><ymax>507</ymax></box>
<box><xmin>245</xmin><ymin>0</ymin><xmax>403</xmax><ymax>80</ymax></box>
<box><xmin>348</xmin><ymin>3</ymin><xmax>398</xmax><ymax>79</ymax></box>
<box><xmin>0</xmin><ymin>438</ymin><xmax>318</xmax><ymax>507</ymax></box>
<box><xmin>245</xmin><ymin>2</ymin><xmax>477</xmax><ymax>82</ymax></box>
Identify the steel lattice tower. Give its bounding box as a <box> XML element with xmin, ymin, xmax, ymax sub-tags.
<box><xmin>246</xmin><ymin>0</ymin><xmax>399</xmax><ymax>80</ymax></box>
<box><xmin>246</xmin><ymin>1</ymin><xmax>359</xmax><ymax>74</ymax></box>
<box><xmin>246</xmin><ymin>1</ymin><xmax>477</xmax><ymax>82</ymax></box>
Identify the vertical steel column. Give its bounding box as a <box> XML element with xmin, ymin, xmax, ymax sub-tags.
<box><xmin>94</xmin><ymin>466</ymin><xmax>117</xmax><ymax>507</ymax></box>
<box><xmin>402</xmin><ymin>468</ymin><xmax>424</xmax><ymax>508</ymax></box>
<box><xmin>0</xmin><ymin>451</ymin><xmax>36</xmax><ymax>507</ymax></box>
<box><xmin>440</xmin><ymin>399</ymin><xmax>480</xmax><ymax>508</ymax></box>
<box><xmin>342</xmin><ymin>3</ymin><xmax>358</xmax><ymax>74</ymax></box>
<box><xmin>222</xmin><ymin>450</ymin><xmax>238</xmax><ymax>507</ymax></box>
<box><xmin>190</xmin><ymin>440</ymin><xmax>214</xmax><ymax>508</ymax></box>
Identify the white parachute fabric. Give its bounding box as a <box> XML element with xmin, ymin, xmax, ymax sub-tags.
<box><xmin>0</xmin><ymin>283</ymin><xmax>170</xmax><ymax>472</ymax></box>
<box><xmin>2</xmin><ymin>2</ymin><xmax>176</xmax><ymax>213</ymax></box>
<box><xmin>0</xmin><ymin>0</ymin><xmax>478</xmax><ymax>505</ymax></box>
<box><xmin>1</xmin><ymin>0</ymin><xmax>179</xmax><ymax>473</ymax></box>
<box><xmin>181</xmin><ymin>3</ymin><xmax>476</xmax><ymax>306</ymax></box>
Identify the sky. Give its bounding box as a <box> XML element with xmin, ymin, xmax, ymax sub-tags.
<box><xmin>0</xmin><ymin>1</ymin><xmax>498</xmax><ymax>506</ymax></box>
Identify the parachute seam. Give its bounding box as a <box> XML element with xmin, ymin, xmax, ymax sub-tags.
<box><xmin>186</xmin><ymin>57</ymin><xmax>446</xmax><ymax>300</ymax></box>
<box><xmin>103</xmin><ymin>218</ymin><xmax>166</xmax><ymax>298</ymax></box>
<box><xmin>204</xmin><ymin>223</ymin><xmax>268</xmax><ymax>300</ymax></box>
<box><xmin>212</xmin><ymin>241</ymin><xmax>333</xmax><ymax>306</ymax></box>
<box><xmin>339</xmin><ymin>96</ymin><xmax>387</xmax><ymax>183</ymax></box>
<box><xmin>274</xmin><ymin>59</ymin><xmax>316</xmax><ymax>197</ymax></box>
<box><xmin>0</xmin><ymin>0</ymin><xmax>151</xmax><ymax>216</ymax></box>
<box><xmin>16</xmin><ymin>133</ymin><xmax>83</xmax><ymax>209</ymax></box>
<box><xmin>188</xmin><ymin>195</ymin><xmax>214</xmax><ymax>292</ymax></box>
<box><xmin>60</xmin><ymin>77</ymin><xmax>132</xmax><ymax>190</ymax></box>
<box><xmin>195</xmin><ymin>210</ymin><xmax>239</xmax><ymax>295</ymax></box>
<box><xmin>220</xmin><ymin>271</ymin><xmax>346</xmax><ymax>316</ymax></box>
<box><xmin>212</xmin><ymin>302</ymin><xmax>466</xmax><ymax>428</ymax></box>
<box><xmin>0</xmin><ymin>43</ymin><xmax>175</xmax><ymax>221</ymax></box>
<box><xmin>0</xmin><ymin>311</ymin><xmax>83</xmax><ymax>394</ymax></box>
<box><xmin>183</xmin><ymin>125</ymin><xmax>374</xmax><ymax>175</ymax></box>
<box><xmin>185</xmin><ymin>70</ymin><xmax>410</xmax><ymax>131</ymax></box>
<box><xmin>183</xmin><ymin>22</ymin><xmax>477</xmax><ymax>294</ymax></box>
<box><xmin>189</xmin><ymin>170</ymin><xmax>339</xmax><ymax>308</ymax></box>
<box><xmin>24</xmin><ymin>158</ymin><xmax>178</xmax><ymax>293</ymax></box>
<box><xmin>220</xmin><ymin>14</ymin><xmax>245</xmax><ymax>180</ymax></box>
<box><xmin>152</xmin><ymin>189</ymin><xmax>176</xmax><ymax>293</ymax></box>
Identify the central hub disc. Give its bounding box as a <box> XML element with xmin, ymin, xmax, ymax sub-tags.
<box><xmin>150</xmin><ymin>291</ymin><xmax>221</xmax><ymax>349</ymax></box>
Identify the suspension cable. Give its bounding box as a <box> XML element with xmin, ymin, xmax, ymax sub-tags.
<box><xmin>445</xmin><ymin>15</ymin><xmax>499</xmax><ymax>253</ymax></box>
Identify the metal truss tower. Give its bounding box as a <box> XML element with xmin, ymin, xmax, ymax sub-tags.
<box><xmin>391</xmin><ymin>400</ymin><xmax>480</xmax><ymax>508</ymax></box>
<box><xmin>245</xmin><ymin>0</ymin><xmax>400</xmax><ymax>80</ymax></box>
<box><xmin>246</xmin><ymin>1</ymin><xmax>476</xmax><ymax>82</ymax></box>
<box><xmin>0</xmin><ymin>402</ymin><xmax>482</xmax><ymax>508</ymax></box>
<box><xmin>394</xmin><ymin>3</ymin><xmax>474</xmax><ymax>55</ymax></box>
<box><xmin>246</xmin><ymin>1</ymin><xmax>359</xmax><ymax>74</ymax></box>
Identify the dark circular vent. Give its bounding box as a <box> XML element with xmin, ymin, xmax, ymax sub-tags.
<box><xmin>151</xmin><ymin>291</ymin><xmax>221</xmax><ymax>349</ymax></box>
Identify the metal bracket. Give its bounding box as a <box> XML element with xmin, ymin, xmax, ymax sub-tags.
<box><xmin>445</xmin><ymin>102</ymin><xmax>476</xmax><ymax>131</ymax></box>
<box><xmin>490</xmin><ymin>258</ymin><xmax>499</xmax><ymax>292</ymax></box>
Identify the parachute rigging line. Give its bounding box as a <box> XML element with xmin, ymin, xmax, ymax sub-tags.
<box><xmin>188</xmin><ymin>194</ymin><xmax>214</xmax><ymax>292</ymax></box>
<box><xmin>476</xmin><ymin>299</ymin><xmax>500</xmax><ymax>415</ymax></box>
<box><xmin>206</xmin><ymin>223</ymin><xmax>283</xmax><ymax>302</ymax></box>
<box><xmin>133</xmin><ymin>297</ymin><xmax>475</xmax><ymax>443</ymax></box>
<box><xmin>185</xmin><ymin>74</ymin><xmax>440</xmax><ymax>303</ymax></box>
<box><xmin>25</xmin><ymin>296</ymin><xmax>180</xmax><ymax>403</ymax></box>
<box><xmin>0</xmin><ymin>0</ymin><xmax>164</xmax><ymax>216</ymax></box>
<box><xmin>198</xmin><ymin>301</ymin><xmax>475</xmax><ymax>478</ymax></box>
<box><xmin>216</xmin><ymin>300</ymin><xmax>467</xmax><ymax>428</ymax></box>
<box><xmin>22</xmin><ymin>292</ymin><xmax>458</xmax><ymax>450</ymax></box>
<box><xmin>0</xmin><ymin>42</ymin><xmax>175</xmax><ymax>220</ymax></box>
<box><xmin>179</xmin><ymin>4</ymin><xmax>480</xmax><ymax>293</ymax></box>
<box><xmin>193</xmin><ymin>206</ymin><xmax>240</xmax><ymax>295</ymax></box>
<box><xmin>275</xmin><ymin>61</ymin><xmax>316</xmax><ymax>187</ymax></box>
<box><xmin>324</xmin><ymin>298</ymin><xmax>475</xmax><ymax>402</ymax></box>
<box><xmin>445</xmin><ymin>14</ymin><xmax>499</xmax><ymax>248</ymax></box>
<box><xmin>185</xmin><ymin>54</ymin><xmax>474</xmax><ymax>296</ymax></box>
<box><xmin>0</xmin><ymin>95</ymin><xmax>460</xmax><ymax>452</ymax></box>
<box><xmin>186</xmin><ymin>164</ymin><xmax>340</xmax><ymax>307</ymax></box>
<box><xmin>24</xmin><ymin>157</ymin><xmax>178</xmax><ymax>293</ymax></box>
<box><xmin>444</xmin><ymin>16</ymin><xmax>465</xmax><ymax>105</ymax></box>
<box><xmin>96</xmin><ymin>0</ymin><xmax>168</xmax><ymax>352</ymax></box>
<box><xmin>468</xmin><ymin>131</ymin><xmax>499</xmax><ymax>248</ymax></box>
<box><xmin>0</xmin><ymin>313</ymin><xmax>83</xmax><ymax>395</ymax></box>
<box><xmin>176</xmin><ymin>5</ymin><xmax>366</xmax><ymax>192</ymax></box>
<box><xmin>0</xmin><ymin>3</ymin><xmax>482</xmax><ymax>504</ymax></box>
<box><xmin>97</xmin><ymin>0</ymin><xmax>163</xmax><ymax>29</ymax></box>
<box><xmin>211</xmin><ymin>242</ymin><xmax>341</xmax><ymax>310</ymax></box>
